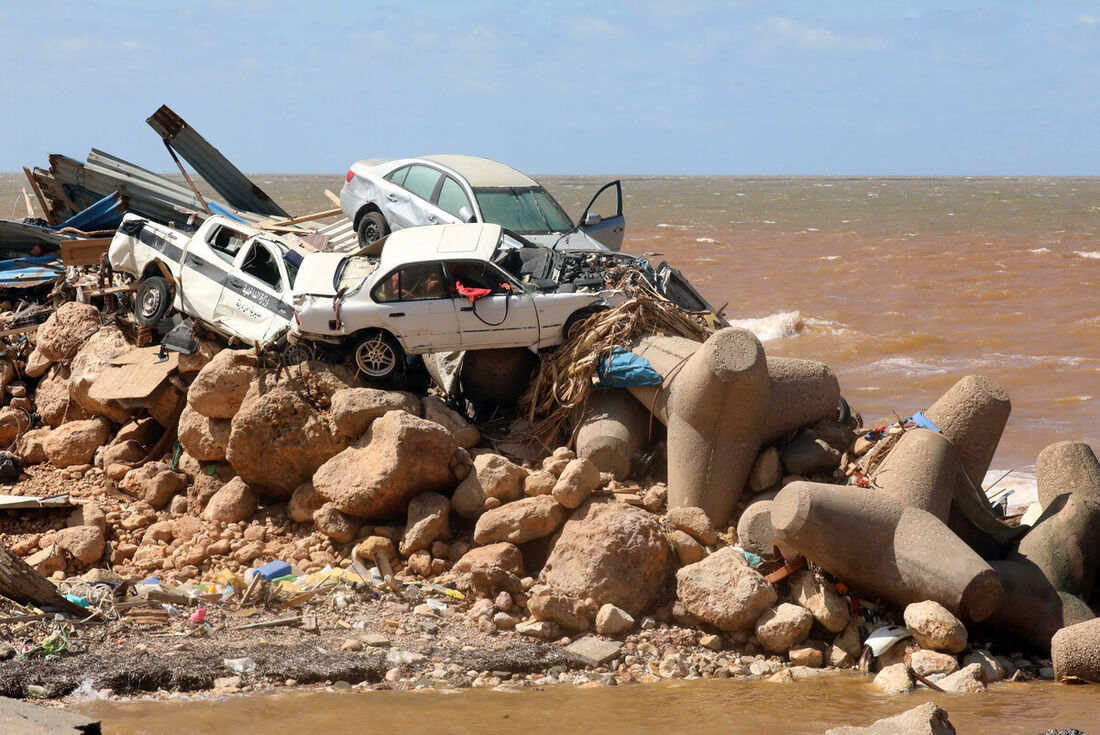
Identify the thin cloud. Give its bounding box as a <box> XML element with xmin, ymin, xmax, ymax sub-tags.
<box><xmin>758</xmin><ymin>16</ymin><xmax>886</xmax><ymax>52</ymax></box>
<box><xmin>1078</xmin><ymin>14</ymin><xmax>1098</xmax><ymax>24</ymax></box>
<box><xmin>568</xmin><ymin>17</ymin><xmax>626</xmax><ymax>37</ymax></box>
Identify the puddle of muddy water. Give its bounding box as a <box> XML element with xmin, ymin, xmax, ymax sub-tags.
<box><xmin>80</xmin><ymin>675</ymin><xmax>1100</xmax><ymax>735</ymax></box>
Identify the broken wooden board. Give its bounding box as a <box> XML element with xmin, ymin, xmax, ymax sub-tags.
<box><xmin>87</xmin><ymin>347</ymin><xmax>178</xmax><ymax>403</ymax></box>
<box><xmin>0</xmin><ymin>545</ymin><xmax>88</xmax><ymax>616</ymax></box>
<box><xmin>0</xmin><ymin>494</ymin><xmax>70</xmax><ymax>510</ymax></box>
<box><xmin>59</xmin><ymin>238</ymin><xmax>112</xmax><ymax>267</ymax></box>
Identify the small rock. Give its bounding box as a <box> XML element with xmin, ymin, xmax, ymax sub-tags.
<box><xmin>421</xmin><ymin>396</ymin><xmax>480</xmax><ymax>448</ymax></box>
<box><xmin>595</xmin><ymin>604</ymin><xmax>635</xmax><ymax>636</ymax></box>
<box><xmin>873</xmin><ymin>663</ymin><xmax>914</xmax><ymax>694</ymax></box>
<box><xmin>824</xmin><ymin>702</ymin><xmax>955</xmax><ymax>735</ymax></box>
<box><xmin>452</xmin><ymin>453</ymin><xmax>527</xmax><ymax>520</ymax></box>
<box><xmin>528</xmin><ymin>594</ymin><xmax>590</xmax><ymax>632</ymax></box>
<box><xmin>472</xmin><ymin>494</ymin><xmax>569</xmax><ymax>545</ymax></box>
<box><xmin>910</xmin><ymin>649</ymin><xmax>959</xmax><ymax>677</ymax></box>
<box><xmin>313</xmin><ymin>503</ymin><xmax>361</xmax><ymax>543</ymax></box>
<box><xmin>700</xmin><ymin>633</ymin><xmax>723</xmax><ymax>651</ymax></box>
<box><xmin>400</xmin><ymin>491</ymin><xmax>450</xmax><ymax>555</ymax></box>
<box><xmin>552</xmin><ymin>457</ymin><xmax>601</xmax><ymax>509</ymax></box>
<box><xmin>675</xmin><ymin>546</ymin><xmax>776</xmax><ymax>631</ymax></box>
<box><xmin>524</xmin><ymin>470</ymin><xmax>557</xmax><ymax>497</ymax></box>
<box><xmin>202</xmin><ymin>477</ymin><xmax>258</xmax><ymax>523</ymax></box>
<box><xmin>755</xmin><ymin>603</ymin><xmax>813</xmax><ymax>654</ymax></box>
<box><xmin>962</xmin><ymin>649</ymin><xmax>1005</xmax><ymax>683</ymax></box>
<box><xmin>288</xmin><ymin>483</ymin><xmax>326</xmax><ymax>523</ymax></box>
<box><xmin>363</xmin><ymin>633</ymin><xmax>391</xmax><ymax>647</ymax></box>
<box><xmin>515</xmin><ymin>619</ymin><xmax>560</xmax><ymax>639</ymax></box>
<box><xmin>904</xmin><ymin>600</ymin><xmax>967</xmax><ymax>654</ymax></box>
<box><xmin>936</xmin><ymin>662</ymin><xmax>987</xmax><ymax>693</ymax></box>
<box><xmin>789</xmin><ymin>569</ymin><xmax>849</xmax><ymax>633</ymax></box>
<box><xmin>789</xmin><ymin>643</ymin><xmax>824</xmax><ymax>668</ymax></box>
<box><xmin>666</xmin><ymin>505</ymin><xmax>718</xmax><ymax>546</ymax></box>
<box><xmin>565</xmin><ymin>636</ymin><xmax>622</xmax><ymax>666</ymax></box>
<box><xmin>354</xmin><ymin>536</ymin><xmax>397</xmax><ymax>565</ymax></box>
<box><xmin>667</xmin><ymin>529</ymin><xmax>707</xmax><ymax>565</ymax></box>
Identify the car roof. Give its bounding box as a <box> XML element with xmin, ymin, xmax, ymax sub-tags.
<box><xmin>380</xmin><ymin>223</ymin><xmax>503</xmax><ymax>270</ymax></box>
<box><xmin>355</xmin><ymin>155</ymin><xmax>540</xmax><ymax>189</ymax></box>
<box><xmin>418</xmin><ymin>155</ymin><xmax>539</xmax><ymax>188</ymax></box>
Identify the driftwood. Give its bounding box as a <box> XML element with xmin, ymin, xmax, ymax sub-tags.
<box><xmin>0</xmin><ymin>545</ymin><xmax>87</xmax><ymax>616</ymax></box>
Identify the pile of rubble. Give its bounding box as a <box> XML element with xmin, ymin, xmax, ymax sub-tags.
<box><xmin>0</xmin><ymin>285</ymin><xmax>1096</xmax><ymax>700</ymax></box>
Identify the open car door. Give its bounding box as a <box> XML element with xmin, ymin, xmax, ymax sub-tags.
<box><xmin>577</xmin><ymin>180</ymin><xmax>625</xmax><ymax>251</ymax></box>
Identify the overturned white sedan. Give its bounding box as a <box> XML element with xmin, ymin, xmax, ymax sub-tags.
<box><xmin>291</xmin><ymin>223</ymin><xmax>620</xmax><ymax>379</ymax></box>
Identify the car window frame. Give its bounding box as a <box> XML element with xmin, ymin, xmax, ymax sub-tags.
<box><xmin>444</xmin><ymin>258</ymin><xmax>525</xmax><ymax>295</ymax></box>
<box><xmin>238</xmin><ymin>239</ymin><xmax>287</xmax><ymax>293</ymax></box>
<box><xmin>385</xmin><ymin>165</ymin><xmax>411</xmax><ymax>188</ymax></box>
<box><xmin>370</xmin><ymin>261</ymin><xmax>452</xmax><ymax>303</ymax></box>
<box><xmin>434</xmin><ymin>175</ymin><xmax>473</xmax><ymax>219</ymax></box>
<box><xmin>399</xmin><ymin>165</ymin><xmax>445</xmax><ymax>204</ymax></box>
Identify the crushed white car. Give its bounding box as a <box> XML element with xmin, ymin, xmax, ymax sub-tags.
<box><xmin>108</xmin><ymin>213</ymin><xmax>303</xmax><ymax>346</ymax></box>
<box><xmin>340</xmin><ymin>154</ymin><xmax>625</xmax><ymax>251</ymax></box>
<box><xmin>291</xmin><ymin>223</ymin><xmax>622</xmax><ymax>379</ymax></box>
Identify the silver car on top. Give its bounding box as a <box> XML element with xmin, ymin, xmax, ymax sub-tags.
<box><xmin>339</xmin><ymin>154</ymin><xmax>625</xmax><ymax>252</ymax></box>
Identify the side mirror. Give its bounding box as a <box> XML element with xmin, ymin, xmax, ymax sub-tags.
<box><xmin>458</xmin><ymin>206</ymin><xmax>476</xmax><ymax>223</ymax></box>
<box><xmin>583</xmin><ymin>212</ymin><xmax>602</xmax><ymax>226</ymax></box>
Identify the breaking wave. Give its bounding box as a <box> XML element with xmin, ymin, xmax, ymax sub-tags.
<box><xmin>984</xmin><ymin>468</ymin><xmax>1037</xmax><ymax>515</ymax></box>
<box><xmin>1075</xmin><ymin>250</ymin><xmax>1100</xmax><ymax>259</ymax></box>
<box><xmin>695</xmin><ymin>237</ymin><xmax>718</xmax><ymax>243</ymax></box>
<box><xmin>1027</xmin><ymin>247</ymin><xmax>1050</xmax><ymax>254</ymax></box>
<box><xmin>726</xmin><ymin>310</ymin><xmax>805</xmax><ymax>341</ymax></box>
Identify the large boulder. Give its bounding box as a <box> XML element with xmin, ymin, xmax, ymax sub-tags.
<box><xmin>472</xmin><ymin>495</ymin><xmax>570</xmax><ymax>545</ymax></box>
<box><xmin>68</xmin><ymin>326</ymin><xmax>133</xmax><ymax>423</ymax></box>
<box><xmin>16</xmin><ymin>427</ymin><xmax>50</xmax><ymax>465</ymax></box>
<box><xmin>187</xmin><ymin>349</ymin><xmax>257</xmax><ymax>419</ymax></box>
<box><xmin>452</xmin><ymin>453</ymin><xmax>527</xmax><ymax>520</ymax></box>
<box><xmin>675</xmin><ymin>546</ymin><xmax>777</xmax><ymax>631</ymax></box>
<box><xmin>35</xmin><ymin>364</ymin><xmax>90</xmax><ymax>427</ymax></box>
<box><xmin>331</xmin><ymin>387</ymin><xmax>419</xmax><ymax>439</ymax></box>
<box><xmin>450</xmin><ymin>542</ymin><xmax>525</xmax><ymax>598</ymax></box>
<box><xmin>177</xmin><ymin>403</ymin><xmax>231</xmax><ymax>462</ymax></box>
<box><xmin>825</xmin><ymin>702</ymin><xmax>955</xmax><ymax>735</ymax></box>
<box><xmin>202</xmin><ymin>477</ymin><xmax>258</xmax><ymax>523</ymax></box>
<box><xmin>540</xmin><ymin>499</ymin><xmax>670</xmax><ymax>616</ymax></box>
<box><xmin>42</xmin><ymin>417</ymin><xmax>111</xmax><ymax>468</ymax></box>
<box><xmin>789</xmin><ymin>569</ymin><xmax>850</xmax><ymax>633</ymax></box>
<box><xmin>35</xmin><ymin>302</ymin><xmax>100</xmax><ymax>362</ymax></box>
<box><xmin>312</xmin><ymin>410</ymin><xmax>456</xmax><ymax>518</ymax></box>
<box><xmin>226</xmin><ymin>365</ymin><xmax>353</xmax><ymax>497</ymax></box>
<box><xmin>421</xmin><ymin>396</ymin><xmax>480</xmax><ymax>448</ymax></box>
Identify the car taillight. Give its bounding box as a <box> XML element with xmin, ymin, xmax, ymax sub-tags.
<box><xmin>345</xmin><ymin>169</ymin><xmax>354</xmax><ymax>183</ymax></box>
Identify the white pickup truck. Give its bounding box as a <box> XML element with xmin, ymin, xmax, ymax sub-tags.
<box><xmin>109</xmin><ymin>213</ymin><xmax>304</xmax><ymax>346</ymax></box>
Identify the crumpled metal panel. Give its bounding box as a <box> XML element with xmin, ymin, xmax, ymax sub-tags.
<box><xmin>147</xmin><ymin>105</ymin><xmax>288</xmax><ymax>218</ymax></box>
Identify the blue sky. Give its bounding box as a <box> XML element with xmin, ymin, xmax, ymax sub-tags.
<box><xmin>1</xmin><ymin>1</ymin><xmax>1098</xmax><ymax>175</ymax></box>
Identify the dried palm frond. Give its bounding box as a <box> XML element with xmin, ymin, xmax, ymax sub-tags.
<box><xmin>513</xmin><ymin>270</ymin><xmax>718</xmax><ymax>447</ymax></box>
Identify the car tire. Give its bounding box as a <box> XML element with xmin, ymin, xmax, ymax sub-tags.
<box><xmin>357</xmin><ymin>211</ymin><xmax>390</xmax><ymax>248</ymax></box>
<box><xmin>134</xmin><ymin>276</ymin><xmax>172</xmax><ymax>327</ymax></box>
<box><xmin>351</xmin><ymin>331</ymin><xmax>404</xmax><ymax>381</ymax></box>
<box><xmin>563</xmin><ymin>305</ymin><xmax>608</xmax><ymax>340</ymax></box>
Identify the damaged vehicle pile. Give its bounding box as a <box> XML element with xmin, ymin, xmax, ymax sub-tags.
<box><xmin>0</xmin><ymin>105</ymin><xmax>1097</xmax><ymax>708</ymax></box>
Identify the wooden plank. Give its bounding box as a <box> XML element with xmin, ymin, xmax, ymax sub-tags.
<box><xmin>324</xmin><ymin>189</ymin><xmax>341</xmax><ymax>207</ymax></box>
<box><xmin>22</xmin><ymin>167</ymin><xmax>55</xmax><ymax>224</ymax></box>
<box><xmin>87</xmin><ymin>346</ymin><xmax>177</xmax><ymax>402</ymax></box>
<box><xmin>0</xmin><ymin>544</ymin><xmax>88</xmax><ymax>616</ymax></box>
<box><xmin>59</xmin><ymin>237</ymin><xmax>112</xmax><ymax>267</ymax></box>
<box><xmin>20</xmin><ymin>188</ymin><xmax>34</xmax><ymax>219</ymax></box>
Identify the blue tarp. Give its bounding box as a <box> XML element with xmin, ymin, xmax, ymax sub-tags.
<box><xmin>596</xmin><ymin>347</ymin><xmax>663</xmax><ymax>388</ymax></box>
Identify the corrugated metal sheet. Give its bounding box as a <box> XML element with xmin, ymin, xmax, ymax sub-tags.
<box><xmin>314</xmin><ymin>217</ymin><xmax>358</xmax><ymax>252</ymax></box>
<box><xmin>50</xmin><ymin>191</ymin><xmax>126</xmax><ymax>233</ymax></box>
<box><xmin>0</xmin><ymin>256</ymin><xmax>63</xmax><ymax>288</ymax></box>
<box><xmin>0</xmin><ymin>220</ymin><xmax>70</xmax><ymax>249</ymax></box>
<box><xmin>147</xmin><ymin>105</ymin><xmax>288</xmax><ymax>218</ymax></box>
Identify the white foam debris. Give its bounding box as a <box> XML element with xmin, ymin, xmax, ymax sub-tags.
<box><xmin>1075</xmin><ymin>250</ymin><xmax>1100</xmax><ymax>259</ymax></box>
<box><xmin>695</xmin><ymin>237</ymin><xmax>718</xmax><ymax>243</ymax></box>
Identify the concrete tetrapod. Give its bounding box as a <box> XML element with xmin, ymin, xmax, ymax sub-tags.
<box><xmin>626</xmin><ymin>328</ymin><xmax>839</xmax><ymax>526</ymax></box>
<box><xmin>1036</xmin><ymin>441</ymin><xmax>1100</xmax><ymax>510</ymax></box>
<box><xmin>1051</xmin><ymin>617</ymin><xmax>1100</xmax><ymax>683</ymax></box>
<box><xmin>869</xmin><ymin>428</ymin><xmax>959</xmax><ymax>521</ymax></box>
<box><xmin>922</xmin><ymin>375</ymin><xmax>1018</xmax><ymax>549</ymax></box>
<box><xmin>986</xmin><ymin>492</ymin><xmax>1100</xmax><ymax>649</ymax></box>
<box><xmin>573</xmin><ymin>389</ymin><xmax>652</xmax><ymax>480</ymax></box>
<box><xmin>771</xmin><ymin>481</ymin><xmax>1002</xmax><ymax>621</ymax></box>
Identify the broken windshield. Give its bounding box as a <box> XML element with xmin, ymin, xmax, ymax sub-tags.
<box><xmin>333</xmin><ymin>256</ymin><xmax>379</xmax><ymax>295</ymax></box>
<box><xmin>473</xmin><ymin>187</ymin><xmax>572</xmax><ymax>234</ymax></box>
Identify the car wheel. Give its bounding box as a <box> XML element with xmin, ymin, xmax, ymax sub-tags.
<box><xmin>357</xmin><ymin>211</ymin><xmax>390</xmax><ymax>248</ymax></box>
<box><xmin>563</xmin><ymin>305</ymin><xmax>608</xmax><ymax>340</ymax></box>
<box><xmin>134</xmin><ymin>276</ymin><xmax>171</xmax><ymax>327</ymax></box>
<box><xmin>352</xmin><ymin>331</ymin><xmax>404</xmax><ymax>380</ymax></box>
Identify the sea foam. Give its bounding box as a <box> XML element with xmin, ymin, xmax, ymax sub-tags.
<box><xmin>726</xmin><ymin>311</ymin><xmax>805</xmax><ymax>341</ymax></box>
<box><xmin>1075</xmin><ymin>250</ymin><xmax>1100</xmax><ymax>259</ymax></box>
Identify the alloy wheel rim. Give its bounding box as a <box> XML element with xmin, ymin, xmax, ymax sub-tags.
<box><xmin>355</xmin><ymin>336</ymin><xmax>395</xmax><ymax>377</ymax></box>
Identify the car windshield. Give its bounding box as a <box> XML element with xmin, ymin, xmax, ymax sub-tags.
<box><xmin>334</xmin><ymin>256</ymin><xmax>380</xmax><ymax>294</ymax></box>
<box><xmin>473</xmin><ymin>187</ymin><xmax>573</xmax><ymax>234</ymax></box>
